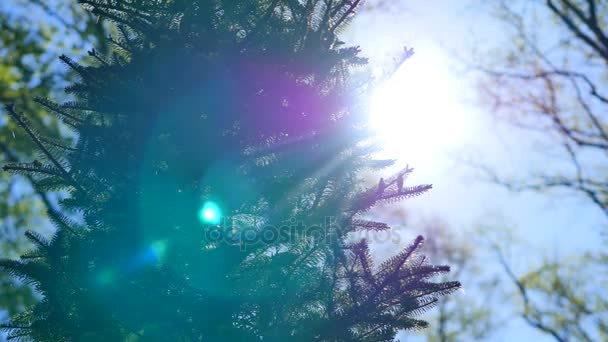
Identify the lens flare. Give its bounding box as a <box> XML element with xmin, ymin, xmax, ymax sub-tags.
<box><xmin>96</xmin><ymin>268</ymin><xmax>116</xmax><ymax>286</ymax></box>
<box><xmin>198</xmin><ymin>201</ymin><xmax>222</xmax><ymax>225</ymax></box>
<box><xmin>368</xmin><ymin>46</ymin><xmax>469</xmax><ymax>166</ymax></box>
<box><xmin>148</xmin><ymin>240</ymin><xmax>168</xmax><ymax>263</ymax></box>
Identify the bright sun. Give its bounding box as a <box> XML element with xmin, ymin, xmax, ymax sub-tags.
<box><xmin>369</xmin><ymin>48</ymin><xmax>468</xmax><ymax>166</ymax></box>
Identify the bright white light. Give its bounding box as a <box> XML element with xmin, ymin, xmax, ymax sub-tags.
<box><xmin>203</xmin><ymin>209</ymin><xmax>217</xmax><ymax>221</ymax></box>
<box><xmin>198</xmin><ymin>201</ymin><xmax>222</xmax><ymax>225</ymax></box>
<box><xmin>369</xmin><ymin>48</ymin><xmax>469</xmax><ymax>166</ymax></box>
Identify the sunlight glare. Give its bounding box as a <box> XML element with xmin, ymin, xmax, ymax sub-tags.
<box><xmin>198</xmin><ymin>201</ymin><xmax>222</xmax><ymax>225</ymax></box>
<box><xmin>369</xmin><ymin>48</ymin><xmax>468</xmax><ymax>166</ymax></box>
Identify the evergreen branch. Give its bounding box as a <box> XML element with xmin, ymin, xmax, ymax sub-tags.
<box><xmin>88</xmin><ymin>48</ymin><xmax>110</xmax><ymax>66</ymax></box>
<box><xmin>341</xmin><ymin>237</ymin><xmax>433</xmax><ymax>328</ymax></box>
<box><xmin>2</xmin><ymin>165</ymin><xmax>78</xmax><ymax>236</ymax></box>
<box><xmin>398</xmin><ymin>265</ymin><xmax>452</xmax><ymax>282</ymax></box>
<box><xmin>62</xmin><ymin>101</ymin><xmax>95</xmax><ymax>112</ymax></box>
<box><xmin>33</xmin><ymin>96</ymin><xmax>83</xmax><ymax>126</ymax></box>
<box><xmin>5</xmin><ymin>105</ymin><xmax>85</xmax><ymax>194</ymax></box>
<box><xmin>377</xmin><ymin>185</ymin><xmax>432</xmax><ymax>204</ymax></box>
<box><xmin>7</xmin><ymin>331</ymin><xmax>34</xmax><ymax>341</ymax></box>
<box><xmin>0</xmin><ymin>260</ymin><xmax>40</xmax><ymax>281</ymax></box>
<box><xmin>79</xmin><ymin>0</ymin><xmax>154</xmax><ymax>19</ymax></box>
<box><xmin>0</xmin><ymin>142</ymin><xmax>78</xmax><ymax>237</ymax></box>
<box><xmin>353</xmin><ymin>219</ymin><xmax>390</xmax><ymax>232</ymax></box>
<box><xmin>286</xmin><ymin>242</ymin><xmax>325</xmax><ymax>279</ymax></box>
<box><xmin>59</xmin><ymin>55</ymin><xmax>97</xmax><ymax>83</ymax></box>
<box><xmin>378</xmin><ymin>236</ymin><xmax>424</xmax><ymax>282</ymax></box>
<box><xmin>0</xmin><ymin>324</ymin><xmax>32</xmax><ymax>330</ymax></box>
<box><xmin>86</xmin><ymin>5</ymin><xmax>154</xmax><ymax>37</ymax></box>
<box><xmin>352</xmin><ymin>239</ymin><xmax>376</xmax><ymax>288</ymax></box>
<box><xmin>116</xmin><ymin>24</ymin><xmax>141</xmax><ymax>52</ymax></box>
<box><xmin>402</xmin><ymin>297</ymin><xmax>439</xmax><ymax>317</ymax></box>
<box><xmin>246</xmin><ymin>0</ymin><xmax>281</xmax><ymax>42</ymax></box>
<box><xmin>351</xmin><ymin>167</ymin><xmax>420</xmax><ymax>213</ymax></box>
<box><xmin>24</xmin><ymin>230</ymin><xmax>49</xmax><ymax>250</ymax></box>
<box><xmin>39</xmin><ymin>137</ymin><xmax>76</xmax><ymax>152</ymax></box>
<box><xmin>20</xmin><ymin>253</ymin><xmax>46</xmax><ymax>260</ymax></box>
<box><xmin>409</xmin><ymin>281</ymin><xmax>461</xmax><ymax>300</ymax></box>
<box><xmin>107</xmin><ymin>35</ymin><xmax>134</xmax><ymax>54</ymax></box>
<box><xmin>2</xmin><ymin>164</ymin><xmax>62</xmax><ymax>177</ymax></box>
<box><xmin>329</xmin><ymin>0</ymin><xmax>361</xmax><ymax>33</ymax></box>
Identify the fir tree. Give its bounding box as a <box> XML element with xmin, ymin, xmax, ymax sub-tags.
<box><xmin>1</xmin><ymin>1</ymin><xmax>460</xmax><ymax>340</ymax></box>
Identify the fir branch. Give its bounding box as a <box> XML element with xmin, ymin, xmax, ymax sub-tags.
<box><xmin>398</xmin><ymin>265</ymin><xmax>451</xmax><ymax>281</ymax></box>
<box><xmin>88</xmin><ymin>48</ymin><xmax>110</xmax><ymax>66</ymax></box>
<box><xmin>19</xmin><ymin>252</ymin><xmax>46</xmax><ymax>260</ymax></box>
<box><xmin>377</xmin><ymin>184</ymin><xmax>433</xmax><ymax>204</ymax></box>
<box><xmin>116</xmin><ymin>24</ymin><xmax>141</xmax><ymax>52</ymax></box>
<box><xmin>107</xmin><ymin>35</ymin><xmax>134</xmax><ymax>55</ymax></box>
<box><xmin>34</xmin><ymin>97</ymin><xmax>83</xmax><ymax>126</ymax></box>
<box><xmin>24</xmin><ymin>231</ymin><xmax>49</xmax><ymax>250</ymax></box>
<box><xmin>0</xmin><ymin>142</ymin><xmax>78</xmax><ymax>237</ymax></box>
<box><xmin>0</xmin><ymin>260</ymin><xmax>41</xmax><ymax>282</ymax></box>
<box><xmin>48</xmin><ymin>210</ymin><xmax>80</xmax><ymax>236</ymax></box>
<box><xmin>353</xmin><ymin>219</ymin><xmax>390</xmax><ymax>232</ymax></box>
<box><xmin>2</xmin><ymin>164</ymin><xmax>62</xmax><ymax>177</ymax></box>
<box><xmin>401</xmin><ymin>297</ymin><xmax>440</xmax><ymax>318</ymax></box>
<box><xmin>0</xmin><ymin>324</ymin><xmax>32</xmax><ymax>330</ymax></box>
<box><xmin>352</xmin><ymin>239</ymin><xmax>376</xmax><ymax>288</ymax></box>
<box><xmin>246</xmin><ymin>0</ymin><xmax>281</xmax><ymax>43</ymax></box>
<box><xmin>79</xmin><ymin>0</ymin><xmax>155</xmax><ymax>19</ymax></box>
<box><xmin>378</xmin><ymin>236</ymin><xmax>424</xmax><ymax>282</ymax></box>
<box><xmin>5</xmin><ymin>105</ymin><xmax>85</xmax><ymax>195</ymax></box>
<box><xmin>61</xmin><ymin>100</ymin><xmax>95</xmax><ymax>112</ymax></box>
<box><xmin>39</xmin><ymin>137</ymin><xmax>76</xmax><ymax>152</ymax></box>
<box><xmin>329</xmin><ymin>0</ymin><xmax>361</xmax><ymax>33</ymax></box>
<box><xmin>350</xmin><ymin>167</ymin><xmax>421</xmax><ymax>213</ymax></box>
<box><xmin>85</xmin><ymin>4</ymin><xmax>153</xmax><ymax>35</ymax></box>
<box><xmin>407</xmin><ymin>281</ymin><xmax>462</xmax><ymax>304</ymax></box>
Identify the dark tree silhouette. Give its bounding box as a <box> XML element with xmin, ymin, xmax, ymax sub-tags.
<box><xmin>1</xmin><ymin>1</ymin><xmax>459</xmax><ymax>340</ymax></box>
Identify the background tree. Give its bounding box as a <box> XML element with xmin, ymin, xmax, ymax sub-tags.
<box><xmin>496</xmin><ymin>246</ymin><xmax>608</xmax><ymax>341</ymax></box>
<box><xmin>467</xmin><ymin>1</ymin><xmax>608</xmax><ymax>339</ymax></box>
<box><xmin>418</xmin><ymin>218</ymin><xmax>500</xmax><ymax>342</ymax></box>
<box><xmin>0</xmin><ymin>0</ymin><xmax>102</xmax><ymax>318</ymax></box>
<box><xmin>474</xmin><ymin>0</ymin><xmax>608</xmax><ymax>220</ymax></box>
<box><xmin>0</xmin><ymin>0</ymin><xmax>459</xmax><ymax>340</ymax></box>
<box><xmin>371</xmin><ymin>207</ymin><xmax>502</xmax><ymax>342</ymax></box>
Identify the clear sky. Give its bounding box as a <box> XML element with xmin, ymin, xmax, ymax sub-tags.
<box><xmin>346</xmin><ymin>1</ymin><xmax>606</xmax><ymax>340</ymax></box>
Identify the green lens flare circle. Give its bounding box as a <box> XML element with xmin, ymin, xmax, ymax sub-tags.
<box><xmin>198</xmin><ymin>201</ymin><xmax>221</xmax><ymax>225</ymax></box>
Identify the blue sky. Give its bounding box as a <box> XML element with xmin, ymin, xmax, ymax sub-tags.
<box><xmin>346</xmin><ymin>1</ymin><xmax>606</xmax><ymax>340</ymax></box>
<box><xmin>347</xmin><ymin>0</ymin><xmax>605</xmax><ymax>255</ymax></box>
<box><xmin>348</xmin><ymin>0</ymin><xmax>604</xmax><ymax>251</ymax></box>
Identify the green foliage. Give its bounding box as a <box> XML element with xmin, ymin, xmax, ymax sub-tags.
<box><xmin>514</xmin><ymin>253</ymin><xmax>608</xmax><ymax>341</ymax></box>
<box><xmin>474</xmin><ymin>1</ymin><xmax>608</xmax><ymax>339</ymax></box>
<box><xmin>0</xmin><ymin>0</ymin><xmax>102</xmax><ymax>318</ymax></box>
<box><xmin>421</xmin><ymin>222</ymin><xmax>499</xmax><ymax>342</ymax></box>
<box><xmin>1</xmin><ymin>0</ymin><xmax>459</xmax><ymax>340</ymax></box>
